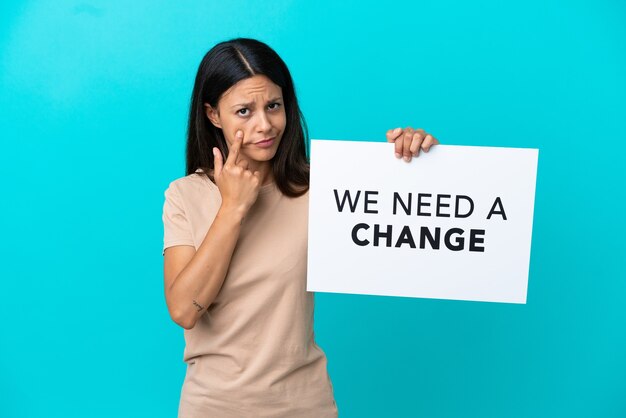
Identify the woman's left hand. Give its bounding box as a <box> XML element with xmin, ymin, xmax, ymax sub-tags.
<box><xmin>386</xmin><ymin>127</ymin><xmax>440</xmax><ymax>162</ymax></box>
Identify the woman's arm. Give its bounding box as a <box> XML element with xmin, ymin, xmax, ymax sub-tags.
<box><xmin>163</xmin><ymin>131</ymin><xmax>261</xmax><ymax>330</ymax></box>
<box><xmin>164</xmin><ymin>208</ymin><xmax>244</xmax><ymax>329</ymax></box>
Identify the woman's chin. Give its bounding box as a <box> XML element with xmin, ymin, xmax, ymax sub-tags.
<box><xmin>244</xmin><ymin>143</ymin><xmax>281</xmax><ymax>162</ymax></box>
<box><xmin>241</xmin><ymin>149</ymin><xmax>277</xmax><ymax>164</ymax></box>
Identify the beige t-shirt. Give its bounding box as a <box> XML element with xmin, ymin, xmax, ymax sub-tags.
<box><xmin>162</xmin><ymin>169</ymin><xmax>338</xmax><ymax>418</ymax></box>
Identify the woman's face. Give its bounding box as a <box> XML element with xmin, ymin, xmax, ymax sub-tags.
<box><xmin>205</xmin><ymin>74</ymin><xmax>286</xmax><ymax>166</ymax></box>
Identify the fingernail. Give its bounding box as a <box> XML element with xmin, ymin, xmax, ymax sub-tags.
<box><xmin>425</xmin><ymin>147</ymin><xmax>430</xmax><ymax>152</ymax></box>
<box><xmin>393</xmin><ymin>127</ymin><xmax>402</xmax><ymax>134</ymax></box>
<box><xmin>395</xmin><ymin>152</ymin><xmax>401</xmax><ymax>159</ymax></box>
<box><xmin>403</xmin><ymin>156</ymin><xmax>411</xmax><ymax>162</ymax></box>
<box><xmin>236</xmin><ymin>130</ymin><xmax>243</xmax><ymax>137</ymax></box>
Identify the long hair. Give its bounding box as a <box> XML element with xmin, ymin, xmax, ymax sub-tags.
<box><xmin>186</xmin><ymin>37</ymin><xmax>309</xmax><ymax>197</ymax></box>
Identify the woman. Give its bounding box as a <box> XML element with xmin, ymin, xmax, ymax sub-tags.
<box><xmin>162</xmin><ymin>37</ymin><xmax>439</xmax><ymax>418</ymax></box>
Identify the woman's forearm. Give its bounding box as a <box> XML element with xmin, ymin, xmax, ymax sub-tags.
<box><xmin>166</xmin><ymin>204</ymin><xmax>245</xmax><ymax>329</ymax></box>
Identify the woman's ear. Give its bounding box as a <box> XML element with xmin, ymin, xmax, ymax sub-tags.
<box><xmin>204</xmin><ymin>103</ymin><xmax>222</xmax><ymax>129</ymax></box>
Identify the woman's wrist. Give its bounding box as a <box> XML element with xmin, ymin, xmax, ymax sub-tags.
<box><xmin>216</xmin><ymin>202</ymin><xmax>248</xmax><ymax>225</ymax></box>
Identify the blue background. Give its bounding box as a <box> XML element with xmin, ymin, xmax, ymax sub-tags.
<box><xmin>1</xmin><ymin>1</ymin><xmax>625</xmax><ymax>417</ymax></box>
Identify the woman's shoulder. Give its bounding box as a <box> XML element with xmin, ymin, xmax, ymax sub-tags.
<box><xmin>166</xmin><ymin>168</ymin><xmax>218</xmax><ymax>199</ymax></box>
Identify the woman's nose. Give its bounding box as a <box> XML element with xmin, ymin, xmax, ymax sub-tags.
<box><xmin>255</xmin><ymin>110</ymin><xmax>272</xmax><ymax>133</ymax></box>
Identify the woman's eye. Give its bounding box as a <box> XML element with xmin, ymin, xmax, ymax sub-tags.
<box><xmin>237</xmin><ymin>103</ymin><xmax>280</xmax><ymax>116</ymax></box>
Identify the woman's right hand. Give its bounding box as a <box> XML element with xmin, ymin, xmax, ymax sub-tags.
<box><xmin>213</xmin><ymin>130</ymin><xmax>261</xmax><ymax>218</ymax></box>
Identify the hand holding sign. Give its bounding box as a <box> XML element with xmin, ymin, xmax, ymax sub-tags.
<box><xmin>213</xmin><ymin>129</ymin><xmax>262</xmax><ymax>217</ymax></box>
<box><xmin>386</xmin><ymin>126</ymin><xmax>440</xmax><ymax>162</ymax></box>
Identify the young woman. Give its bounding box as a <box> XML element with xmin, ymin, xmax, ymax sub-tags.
<box><xmin>162</xmin><ymin>37</ymin><xmax>439</xmax><ymax>418</ymax></box>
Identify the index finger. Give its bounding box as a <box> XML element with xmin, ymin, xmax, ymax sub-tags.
<box><xmin>386</xmin><ymin>127</ymin><xmax>403</xmax><ymax>143</ymax></box>
<box><xmin>227</xmin><ymin>130</ymin><xmax>244</xmax><ymax>164</ymax></box>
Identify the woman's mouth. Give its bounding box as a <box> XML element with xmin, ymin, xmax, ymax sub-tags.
<box><xmin>254</xmin><ymin>137</ymin><xmax>275</xmax><ymax>148</ymax></box>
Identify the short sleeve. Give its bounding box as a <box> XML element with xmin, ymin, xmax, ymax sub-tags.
<box><xmin>162</xmin><ymin>182</ymin><xmax>195</xmax><ymax>256</ymax></box>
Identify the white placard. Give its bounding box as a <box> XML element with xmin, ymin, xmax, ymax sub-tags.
<box><xmin>307</xmin><ymin>140</ymin><xmax>539</xmax><ymax>304</ymax></box>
